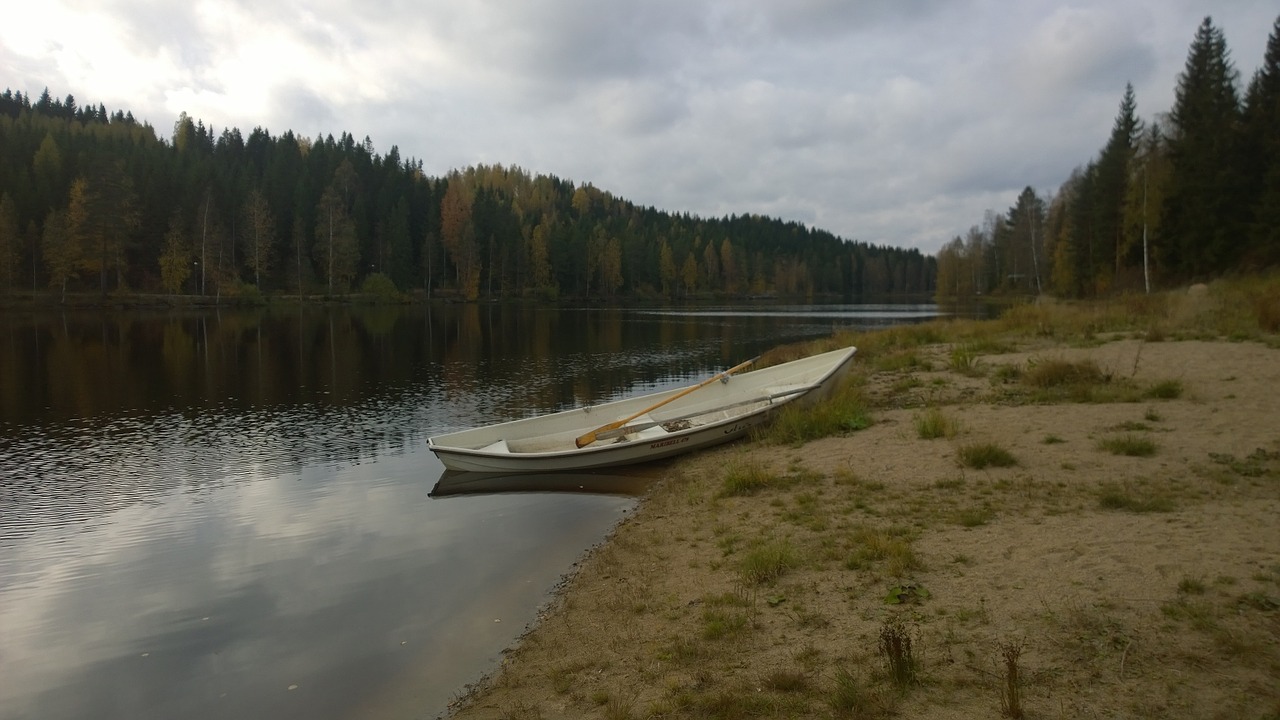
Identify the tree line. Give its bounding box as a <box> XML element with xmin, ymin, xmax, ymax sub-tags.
<box><xmin>937</xmin><ymin>15</ymin><xmax>1280</xmax><ymax>299</ymax></box>
<box><xmin>0</xmin><ymin>89</ymin><xmax>933</xmax><ymax>302</ymax></box>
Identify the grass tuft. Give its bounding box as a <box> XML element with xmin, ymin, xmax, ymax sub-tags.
<box><xmin>829</xmin><ymin>667</ymin><xmax>892</xmax><ymax>718</ymax></box>
<box><xmin>1022</xmin><ymin>358</ymin><xmax>1106</xmax><ymax>387</ymax></box>
<box><xmin>1144</xmin><ymin>379</ymin><xmax>1184</xmax><ymax>399</ymax></box>
<box><xmin>1177</xmin><ymin>577</ymin><xmax>1207</xmax><ymax>596</ymax></box>
<box><xmin>701</xmin><ymin>607</ymin><xmax>749</xmax><ymax>640</ymax></box>
<box><xmin>740</xmin><ymin>538</ymin><xmax>799</xmax><ymax>585</ymax></box>
<box><xmin>915</xmin><ymin>407</ymin><xmax>960</xmax><ymax>439</ymax></box>
<box><xmin>719</xmin><ymin>458</ymin><xmax>776</xmax><ymax>497</ymax></box>
<box><xmin>1098</xmin><ymin>435</ymin><xmax>1158</xmax><ymax>457</ymax></box>
<box><xmin>958</xmin><ymin>442</ymin><xmax>1018</xmax><ymax>469</ymax></box>
<box><xmin>950</xmin><ymin>345</ymin><xmax>982</xmax><ymax>375</ymax></box>
<box><xmin>763</xmin><ymin>669</ymin><xmax>810</xmax><ymax>693</ymax></box>
<box><xmin>1097</xmin><ymin>485</ymin><xmax>1175</xmax><ymax>512</ymax></box>
<box><xmin>845</xmin><ymin>526</ymin><xmax>923</xmax><ymax>575</ymax></box>
<box><xmin>954</xmin><ymin>506</ymin><xmax>995</xmax><ymax>527</ymax></box>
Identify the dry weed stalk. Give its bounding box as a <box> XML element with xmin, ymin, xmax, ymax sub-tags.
<box><xmin>997</xmin><ymin>639</ymin><xmax>1024</xmax><ymax>719</ymax></box>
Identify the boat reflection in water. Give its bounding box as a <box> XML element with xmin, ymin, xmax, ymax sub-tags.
<box><xmin>429</xmin><ymin>468</ymin><xmax>660</xmax><ymax>499</ymax></box>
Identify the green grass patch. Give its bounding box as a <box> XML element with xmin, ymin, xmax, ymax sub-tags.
<box><xmin>740</xmin><ymin>538</ymin><xmax>800</xmax><ymax>585</ymax></box>
<box><xmin>949</xmin><ymin>345</ymin><xmax>981</xmax><ymax>375</ymax></box>
<box><xmin>1023</xmin><ymin>358</ymin><xmax>1107</xmax><ymax>387</ymax></box>
<box><xmin>915</xmin><ymin>407</ymin><xmax>959</xmax><ymax>439</ymax></box>
<box><xmin>719</xmin><ymin>458</ymin><xmax>777</xmax><ymax>497</ymax></box>
<box><xmin>1144</xmin><ymin>379</ymin><xmax>1184</xmax><ymax>399</ymax></box>
<box><xmin>1015</xmin><ymin>357</ymin><xmax>1152</xmax><ymax>403</ymax></box>
<box><xmin>1177</xmin><ymin>577</ymin><xmax>1207</xmax><ymax>595</ymax></box>
<box><xmin>874</xmin><ymin>350</ymin><xmax>927</xmax><ymax>372</ymax></box>
<box><xmin>845</xmin><ymin>526</ymin><xmax>923</xmax><ymax>576</ymax></box>
<box><xmin>764</xmin><ymin>378</ymin><xmax>872</xmax><ymax>445</ymax></box>
<box><xmin>853</xmin><ymin>324</ymin><xmax>947</xmax><ymax>362</ymax></box>
<box><xmin>701</xmin><ymin>607</ymin><xmax>749</xmax><ymax>640</ymax></box>
<box><xmin>1098</xmin><ymin>434</ymin><xmax>1158</xmax><ymax>457</ymax></box>
<box><xmin>957</xmin><ymin>442</ymin><xmax>1018</xmax><ymax>469</ymax></box>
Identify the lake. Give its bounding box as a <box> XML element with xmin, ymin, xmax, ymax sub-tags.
<box><xmin>0</xmin><ymin>302</ymin><xmax>940</xmax><ymax>720</ymax></box>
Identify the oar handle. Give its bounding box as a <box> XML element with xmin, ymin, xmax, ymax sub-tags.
<box><xmin>574</xmin><ymin>356</ymin><xmax>759</xmax><ymax>448</ymax></box>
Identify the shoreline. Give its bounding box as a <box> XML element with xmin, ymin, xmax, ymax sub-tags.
<box><xmin>442</xmin><ymin>314</ymin><xmax>1280</xmax><ymax>718</ymax></box>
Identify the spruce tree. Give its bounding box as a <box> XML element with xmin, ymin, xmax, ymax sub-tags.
<box><xmin>1242</xmin><ymin>16</ymin><xmax>1280</xmax><ymax>266</ymax></box>
<box><xmin>1163</xmin><ymin>17</ymin><xmax>1243</xmax><ymax>277</ymax></box>
<box><xmin>1095</xmin><ymin>84</ymin><xmax>1142</xmax><ymax>289</ymax></box>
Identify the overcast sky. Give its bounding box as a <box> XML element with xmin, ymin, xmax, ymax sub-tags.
<box><xmin>1</xmin><ymin>1</ymin><xmax>1275</xmax><ymax>254</ymax></box>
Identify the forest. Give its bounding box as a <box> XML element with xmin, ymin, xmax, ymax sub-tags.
<box><xmin>4</xmin><ymin>14</ymin><xmax>1273</xmax><ymax>306</ymax></box>
<box><xmin>937</xmin><ymin>15</ymin><xmax>1280</xmax><ymax>299</ymax></box>
<box><xmin>0</xmin><ymin>92</ymin><xmax>932</xmax><ymax>303</ymax></box>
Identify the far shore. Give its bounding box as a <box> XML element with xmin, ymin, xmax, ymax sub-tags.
<box><xmin>0</xmin><ymin>289</ymin><xmax>948</xmax><ymax>312</ymax></box>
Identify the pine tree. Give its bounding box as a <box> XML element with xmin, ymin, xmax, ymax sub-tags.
<box><xmin>1164</xmin><ymin>17</ymin><xmax>1243</xmax><ymax>277</ymax></box>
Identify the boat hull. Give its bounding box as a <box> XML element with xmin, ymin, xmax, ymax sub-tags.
<box><xmin>427</xmin><ymin>346</ymin><xmax>856</xmax><ymax>473</ymax></box>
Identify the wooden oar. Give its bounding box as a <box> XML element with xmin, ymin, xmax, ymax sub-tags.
<box><xmin>592</xmin><ymin>383</ymin><xmax>819</xmax><ymax>442</ymax></box>
<box><xmin>575</xmin><ymin>356</ymin><xmax>760</xmax><ymax>448</ymax></box>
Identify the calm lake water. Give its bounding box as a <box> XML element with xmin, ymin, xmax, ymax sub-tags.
<box><xmin>0</xmin><ymin>302</ymin><xmax>940</xmax><ymax>720</ymax></box>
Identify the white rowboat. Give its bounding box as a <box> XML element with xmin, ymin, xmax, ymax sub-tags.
<box><xmin>426</xmin><ymin>346</ymin><xmax>857</xmax><ymax>473</ymax></box>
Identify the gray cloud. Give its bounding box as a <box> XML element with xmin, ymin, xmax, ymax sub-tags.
<box><xmin>2</xmin><ymin>0</ymin><xmax>1276</xmax><ymax>252</ymax></box>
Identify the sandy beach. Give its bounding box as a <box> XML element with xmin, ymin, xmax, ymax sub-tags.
<box><xmin>445</xmin><ymin>327</ymin><xmax>1280</xmax><ymax>719</ymax></box>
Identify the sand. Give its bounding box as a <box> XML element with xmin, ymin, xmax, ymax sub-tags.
<box><xmin>445</xmin><ymin>337</ymin><xmax>1280</xmax><ymax>719</ymax></box>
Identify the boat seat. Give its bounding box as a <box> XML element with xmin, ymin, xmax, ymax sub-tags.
<box><xmin>622</xmin><ymin>414</ymin><xmax>668</xmax><ymax>441</ymax></box>
<box><xmin>478</xmin><ymin>439</ymin><xmax>511</xmax><ymax>453</ymax></box>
